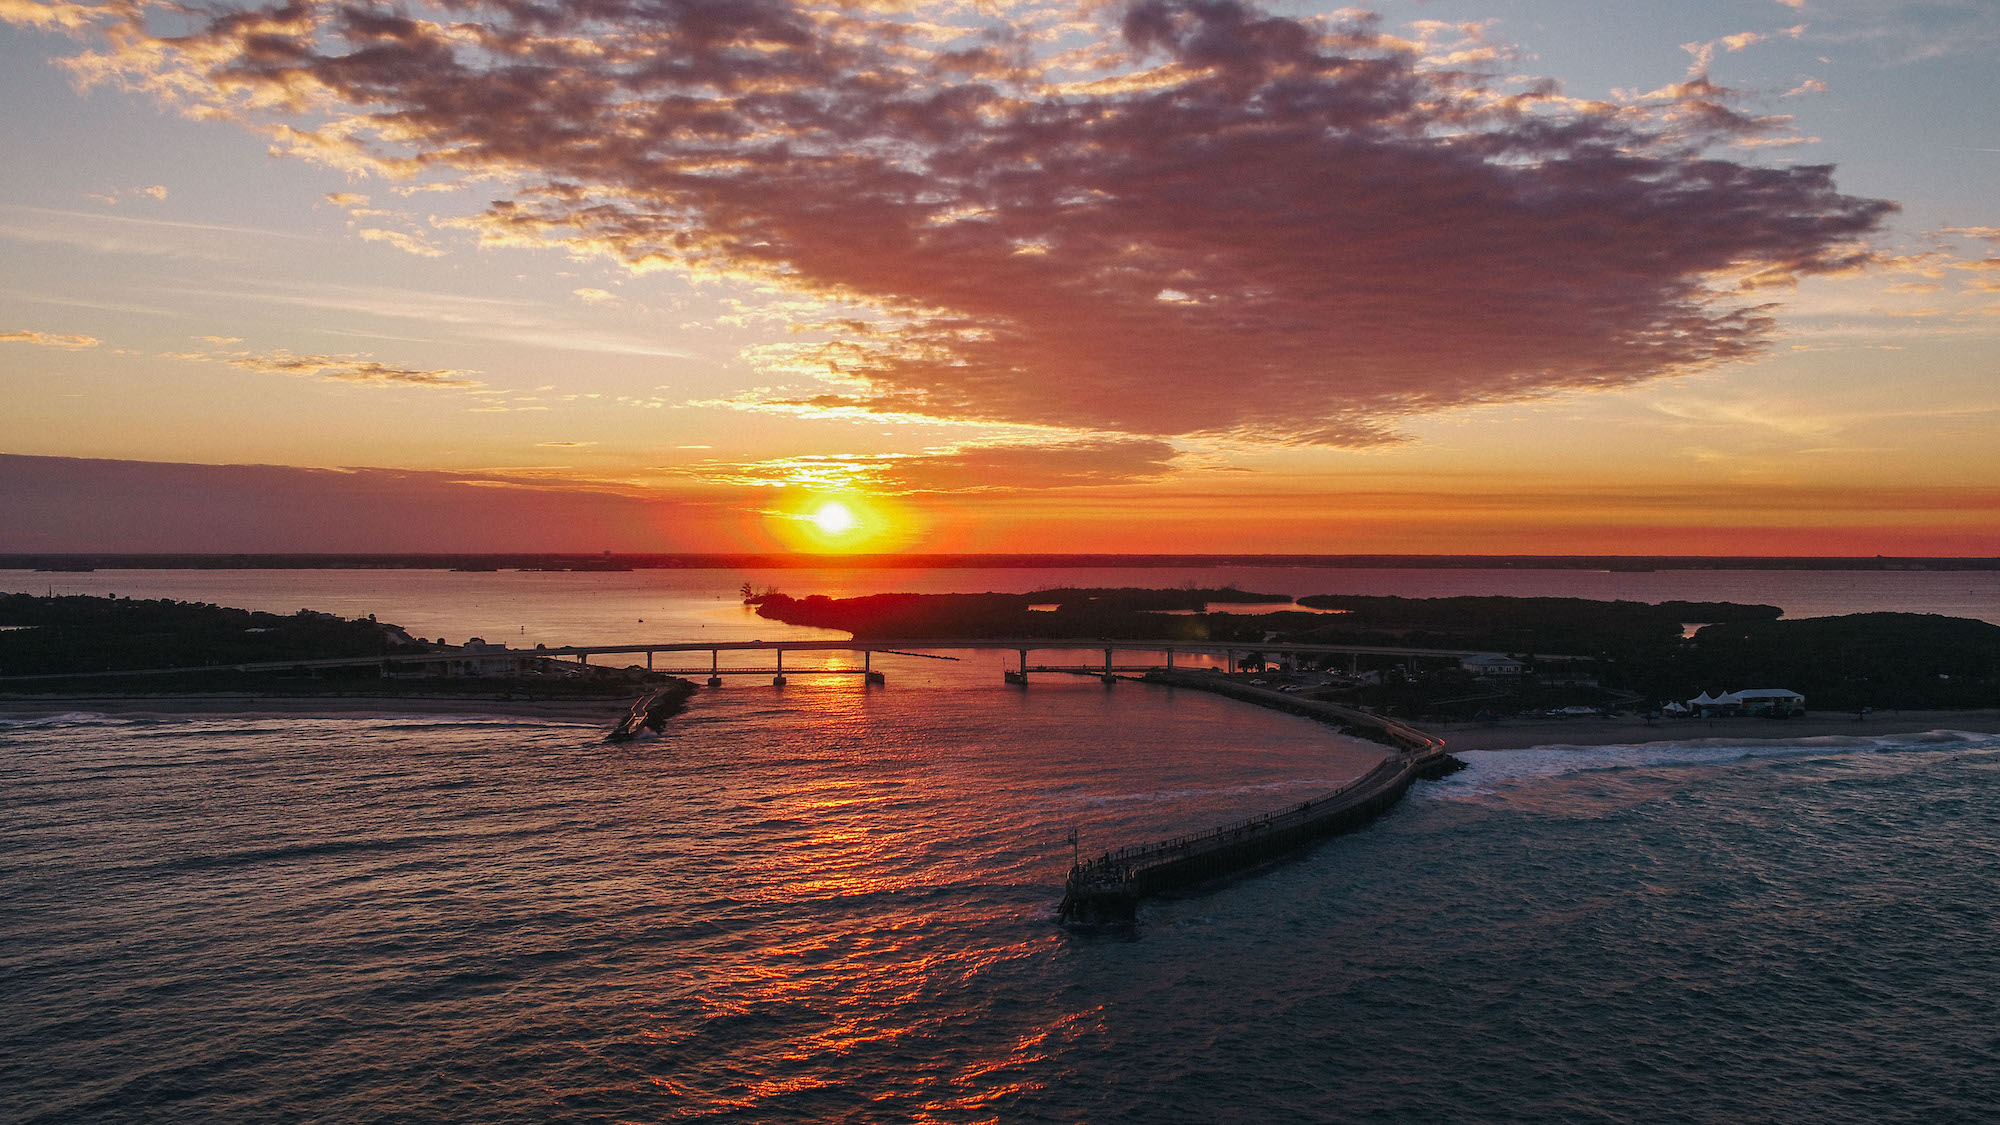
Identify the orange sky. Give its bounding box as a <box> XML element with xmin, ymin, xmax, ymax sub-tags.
<box><xmin>2</xmin><ymin>1</ymin><xmax>1997</xmax><ymax>555</ymax></box>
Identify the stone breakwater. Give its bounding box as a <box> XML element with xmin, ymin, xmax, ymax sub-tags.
<box><xmin>1058</xmin><ymin>671</ymin><xmax>1461</xmax><ymax>926</ymax></box>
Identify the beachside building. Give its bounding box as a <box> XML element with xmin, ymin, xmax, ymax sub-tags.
<box><xmin>1461</xmin><ymin>653</ymin><xmax>1526</xmax><ymax>677</ymax></box>
<box><xmin>451</xmin><ymin>637</ymin><xmax>520</xmax><ymax>677</ymax></box>
<box><xmin>1689</xmin><ymin>688</ymin><xmax>1806</xmax><ymax>717</ymax></box>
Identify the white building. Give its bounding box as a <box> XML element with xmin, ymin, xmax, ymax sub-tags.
<box><xmin>1461</xmin><ymin>653</ymin><xmax>1525</xmax><ymax>677</ymax></box>
<box><xmin>1690</xmin><ymin>688</ymin><xmax>1805</xmax><ymax>716</ymax></box>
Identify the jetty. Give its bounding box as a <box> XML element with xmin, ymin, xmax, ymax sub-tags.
<box><xmin>1057</xmin><ymin>670</ymin><xmax>1462</xmax><ymax>926</ymax></box>
<box><xmin>605</xmin><ymin>679</ymin><xmax>698</xmax><ymax>741</ymax></box>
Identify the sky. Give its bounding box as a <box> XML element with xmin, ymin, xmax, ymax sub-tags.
<box><xmin>1</xmin><ymin>0</ymin><xmax>1996</xmax><ymax>555</ymax></box>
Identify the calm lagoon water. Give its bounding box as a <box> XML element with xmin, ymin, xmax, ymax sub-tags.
<box><xmin>4</xmin><ymin>567</ymin><xmax>2000</xmax><ymax>1121</ymax></box>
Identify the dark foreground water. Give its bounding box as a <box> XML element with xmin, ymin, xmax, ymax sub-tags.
<box><xmin>6</xmin><ymin>680</ymin><xmax>2000</xmax><ymax>1123</ymax></box>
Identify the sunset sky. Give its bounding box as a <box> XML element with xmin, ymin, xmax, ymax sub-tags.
<box><xmin>2</xmin><ymin>0</ymin><xmax>1996</xmax><ymax>555</ymax></box>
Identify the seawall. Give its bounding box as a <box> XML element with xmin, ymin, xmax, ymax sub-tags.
<box><xmin>1057</xmin><ymin>671</ymin><xmax>1460</xmax><ymax>925</ymax></box>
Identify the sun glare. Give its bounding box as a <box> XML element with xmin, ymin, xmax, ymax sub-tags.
<box><xmin>764</xmin><ymin>493</ymin><xmax>921</xmax><ymax>553</ymax></box>
<box><xmin>812</xmin><ymin>500</ymin><xmax>858</xmax><ymax>536</ymax></box>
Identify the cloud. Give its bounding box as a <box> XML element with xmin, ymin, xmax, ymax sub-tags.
<box><xmin>181</xmin><ymin>280</ymin><xmax>693</xmax><ymax>359</ymax></box>
<box><xmin>2</xmin><ymin>328</ymin><xmax>100</xmax><ymax>349</ymax></box>
<box><xmin>571</xmin><ymin>287</ymin><xmax>615</xmax><ymax>303</ymax></box>
<box><xmin>28</xmin><ymin>0</ymin><xmax>1894</xmax><ymax>445</ymax></box>
<box><xmin>0</xmin><ymin>0</ymin><xmax>92</xmax><ymax>30</ymax></box>
<box><xmin>682</xmin><ymin>438</ymin><xmax>1179</xmax><ymax>493</ymax></box>
<box><xmin>0</xmin><ymin>203</ymin><xmax>311</xmax><ymax>261</ymax></box>
<box><xmin>0</xmin><ymin>454</ymin><xmax>718</xmax><ymax>552</ymax></box>
<box><xmin>1683</xmin><ymin>25</ymin><xmax>1806</xmax><ymax>74</ymax></box>
<box><xmin>225</xmin><ymin>349</ymin><xmax>478</xmax><ymax>387</ymax></box>
<box><xmin>357</xmin><ymin>227</ymin><xmax>446</xmax><ymax>258</ymax></box>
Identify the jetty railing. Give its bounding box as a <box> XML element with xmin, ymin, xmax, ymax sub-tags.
<box><xmin>1089</xmin><ymin>758</ymin><xmax>1406</xmax><ymax>868</ymax></box>
<box><xmin>1058</xmin><ymin>672</ymin><xmax>1460</xmax><ymax>925</ymax></box>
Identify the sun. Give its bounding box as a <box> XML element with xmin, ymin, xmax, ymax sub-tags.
<box><xmin>811</xmin><ymin>499</ymin><xmax>858</xmax><ymax>536</ymax></box>
<box><xmin>766</xmin><ymin>493</ymin><xmax>917</xmax><ymax>552</ymax></box>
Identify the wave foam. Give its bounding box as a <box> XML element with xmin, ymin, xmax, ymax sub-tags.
<box><xmin>1429</xmin><ymin>729</ymin><xmax>2000</xmax><ymax>796</ymax></box>
<box><xmin>0</xmin><ymin>711</ymin><xmax>129</xmax><ymax>728</ymax></box>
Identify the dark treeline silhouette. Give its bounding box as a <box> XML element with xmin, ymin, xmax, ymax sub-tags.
<box><xmin>748</xmin><ymin>587</ymin><xmax>1288</xmax><ymax>639</ymax></box>
<box><xmin>751</xmin><ymin>588</ymin><xmax>2000</xmax><ymax>713</ymax></box>
<box><xmin>1671</xmin><ymin>613</ymin><xmax>2000</xmax><ymax>711</ymax></box>
<box><xmin>1287</xmin><ymin>595</ymin><xmax>1781</xmax><ymax>656</ymax></box>
<box><xmin>0</xmin><ymin>593</ymin><xmax>417</xmax><ymax>676</ymax></box>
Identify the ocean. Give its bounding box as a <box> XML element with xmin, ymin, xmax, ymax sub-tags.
<box><xmin>4</xmin><ymin>566</ymin><xmax>1999</xmax><ymax>1122</ymax></box>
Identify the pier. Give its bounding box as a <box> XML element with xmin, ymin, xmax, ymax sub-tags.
<box><xmin>1056</xmin><ymin>669</ymin><xmax>1461</xmax><ymax>926</ymax></box>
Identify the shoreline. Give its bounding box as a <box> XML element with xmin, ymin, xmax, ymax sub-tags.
<box><xmin>5</xmin><ymin>693</ymin><xmax>1996</xmax><ymax>752</ymax></box>
<box><xmin>0</xmin><ymin>693</ymin><xmax>634</xmax><ymax>724</ymax></box>
<box><xmin>1430</xmin><ymin>709</ymin><xmax>2000</xmax><ymax>752</ymax></box>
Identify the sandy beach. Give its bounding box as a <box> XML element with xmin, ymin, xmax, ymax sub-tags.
<box><xmin>0</xmin><ymin>693</ymin><xmax>634</xmax><ymax>725</ymax></box>
<box><xmin>1430</xmin><ymin>709</ymin><xmax>2000</xmax><ymax>752</ymax></box>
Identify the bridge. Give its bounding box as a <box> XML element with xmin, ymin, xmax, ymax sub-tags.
<box><xmin>0</xmin><ymin>637</ymin><xmax>1582</xmax><ymax>687</ymax></box>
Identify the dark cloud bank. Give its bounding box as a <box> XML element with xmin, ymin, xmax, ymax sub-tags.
<box><xmin>0</xmin><ymin>455</ymin><xmax>695</xmax><ymax>552</ymax></box>
<box><xmin>62</xmin><ymin>0</ymin><xmax>1893</xmax><ymax>443</ymax></box>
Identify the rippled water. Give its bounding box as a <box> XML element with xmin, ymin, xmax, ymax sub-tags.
<box><xmin>7</xmin><ymin>673</ymin><xmax>2000</xmax><ymax>1123</ymax></box>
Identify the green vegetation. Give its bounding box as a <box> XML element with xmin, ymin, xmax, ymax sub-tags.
<box><xmin>0</xmin><ymin>594</ymin><xmax>663</xmax><ymax>698</ymax></box>
<box><xmin>748</xmin><ymin>587</ymin><xmax>1288</xmax><ymax>639</ymax></box>
<box><xmin>751</xmin><ymin>587</ymin><xmax>2000</xmax><ymax>716</ymax></box>
<box><xmin>1286</xmin><ymin>594</ymin><xmax>1780</xmax><ymax>656</ymax></box>
<box><xmin>0</xmin><ymin>593</ymin><xmax>415</xmax><ymax>675</ymax></box>
<box><xmin>1668</xmin><ymin>613</ymin><xmax>2000</xmax><ymax>712</ymax></box>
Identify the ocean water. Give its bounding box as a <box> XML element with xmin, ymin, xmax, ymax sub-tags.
<box><xmin>6</xmin><ymin>684</ymin><xmax>2000</xmax><ymax>1123</ymax></box>
<box><xmin>8</xmin><ymin>563</ymin><xmax>2000</xmax><ymax>649</ymax></box>
<box><xmin>5</xmin><ymin>567</ymin><xmax>2000</xmax><ymax>1121</ymax></box>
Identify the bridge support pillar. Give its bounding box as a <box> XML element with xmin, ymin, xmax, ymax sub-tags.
<box><xmin>646</xmin><ymin>651</ymin><xmax>653</xmax><ymax>671</ymax></box>
<box><xmin>1102</xmin><ymin>647</ymin><xmax>1116</xmax><ymax>685</ymax></box>
<box><xmin>773</xmin><ymin>650</ymin><xmax>785</xmax><ymax>687</ymax></box>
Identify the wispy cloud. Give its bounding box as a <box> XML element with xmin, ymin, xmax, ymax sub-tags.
<box><xmin>169</xmin><ymin>339</ymin><xmax>479</xmax><ymax>388</ymax></box>
<box><xmin>12</xmin><ymin>0</ymin><xmax>1893</xmax><ymax>445</ymax></box>
<box><xmin>0</xmin><ymin>203</ymin><xmax>313</xmax><ymax>260</ymax></box>
<box><xmin>83</xmin><ymin>183</ymin><xmax>169</xmax><ymax>206</ymax></box>
<box><xmin>183</xmin><ymin>281</ymin><xmax>692</xmax><ymax>359</ymax></box>
<box><xmin>1</xmin><ymin>328</ymin><xmax>100</xmax><ymax>349</ymax></box>
<box><xmin>226</xmin><ymin>350</ymin><xmax>476</xmax><ymax>387</ymax></box>
<box><xmin>357</xmin><ymin>227</ymin><xmax>446</xmax><ymax>258</ymax></box>
<box><xmin>677</xmin><ymin>438</ymin><xmax>1180</xmax><ymax>493</ymax></box>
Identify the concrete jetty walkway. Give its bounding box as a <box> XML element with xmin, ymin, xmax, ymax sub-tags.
<box><xmin>1058</xmin><ymin>670</ymin><xmax>1461</xmax><ymax>926</ymax></box>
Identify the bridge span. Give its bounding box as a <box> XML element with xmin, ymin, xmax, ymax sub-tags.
<box><xmin>0</xmin><ymin>636</ymin><xmax>1578</xmax><ymax>687</ymax></box>
<box><xmin>528</xmin><ymin>637</ymin><xmax>1576</xmax><ymax>686</ymax></box>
